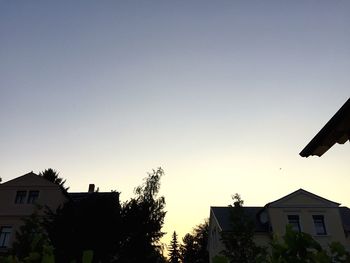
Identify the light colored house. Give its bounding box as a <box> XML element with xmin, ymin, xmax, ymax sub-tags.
<box><xmin>208</xmin><ymin>189</ymin><xmax>350</xmax><ymax>263</ymax></box>
<box><xmin>0</xmin><ymin>172</ymin><xmax>113</xmax><ymax>253</ymax></box>
<box><xmin>0</xmin><ymin>172</ymin><xmax>68</xmax><ymax>252</ymax></box>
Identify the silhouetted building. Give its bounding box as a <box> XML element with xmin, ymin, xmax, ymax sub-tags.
<box><xmin>0</xmin><ymin>172</ymin><xmax>117</xmax><ymax>253</ymax></box>
<box><xmin>300</xmin><ymin>98</ymin><xmax>350</xmax><ymax>157</ymax></box>
<box><xmin>208</xmin><ymin>189</ymin><xmax>350</xmax><ymax>263</ymax></box>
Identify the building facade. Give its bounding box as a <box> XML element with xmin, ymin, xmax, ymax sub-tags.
<box><xmin>0</xmin><ymin>172</ymin><xmax>68</xmax><ymax>252</ymax></box>
<box><xmin>208</xmin><ymin>189</ymin><xmax>350</xmax><ymax>262</ymax></box>
<box><xmin>0</xmin><ymin>172</ymin><xmax>114</xmax><ymax>253</ymax></box>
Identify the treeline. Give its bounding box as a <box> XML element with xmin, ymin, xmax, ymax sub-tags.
<box><xmin>168</xmin><ymin>221</ymin><xmax>209</xmax><ymax>263</ymax></box>
<box><xmin>1</xmin><ymin>168</ymin><xmax>167</xmax><ymax>263</ymax></box>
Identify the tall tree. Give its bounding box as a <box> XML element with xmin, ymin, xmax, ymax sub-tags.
<box><xmin>118</xmin><ymin>167</ymin><xmax>167</xmax><ymax>263</ymax></box>
<box><xmin>220</xmin><ymin>194</ymin><xmax>266</xmax><ymax>263</ymax></box>
<box><xmin>39</xmin><ymin>168</ymin><xmax>69</xmax><ymax>192</ymax></box>
<box><xmin>181</xmin><ymin>233</ymin><xmax>196</xmax><ymax>263</ymax></box>
<box><xmin>180</xmin><ymin>220</ymin><xmax>209</xmax><ymax>263</ymax></box>
<box><xmin>169</xmin><ymin>231</ymin><xmax>181</xmax><ymax>263</ymax></box>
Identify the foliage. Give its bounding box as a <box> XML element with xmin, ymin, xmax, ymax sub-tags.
<box><xmin>118</xmin><ymin>167</ymin><xmax>166</xmax><ymax>263</ymax></box>
<box><xmin>0</xmin><ymin>249</ymin><xmax>93</xmax><ymax>263</ymax></box>
<box><xmin>220</xmin><ymin>194</ymin><xmax>266</xmax><ymax>263</ymax></box>
<box><xmin>169</xmin><ymin>231</ymin><xmax>181</xmax><ymax>263</ymax></box>
<box><xmin>2</xmin><ymin>168</ymin><xmax>168</xmax><ymax>263</ymax></box>
<box><xmin>269</xmin><ymin>225</ymin><xmax>325</xmax><ymax>263</ymax></box>
<box><xmin>212</xmin><ymin>255</ymin><xmax>229</xmax><ymax>263</ymax></box>
<box><xmin>328</xmin><ymin>241</ymin><xmax>350</xmax><ymax>263</ymax></box>
<box><xmin>12</xmin><ymin>206</ymin><xmax>51</xmax><ymax>262</ymax></box>
<box><xmin>45</xmin><ymin>192</ymin><xmax>121</xmax><ymax>263</ymax></box>
<box><xmin>268</xmin><ymin>226</ymin><xmax>350</xmax><ymax>263</ymax></box>
<box><xmin>181</xmin><ymin>220</ymin><xmax>209</xmax><ymax>263</ymax></box>
<box><xmin>181</xmin><ymin>233</ymin><xmax>197</xmax><ymax>263</ymax></box>
<box><xmin>39</xmin><ymin>169</ymin><xmax>69</xmax><ymax>192</ymax></box>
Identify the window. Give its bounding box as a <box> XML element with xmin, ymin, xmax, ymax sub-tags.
<box><xmin>288</xmin><ymin>215</ymin><xmax>301</xmax><ymax>232</ymax></box>
<box><xmin>313</xmin><ymin>215</ymin><xmax>327</xmax><ymax>235</ymax></box>
<box><xmin>0</xmin><ymin>226</ymin><xmax>12</xmax><ymax>248</ymax></box>
<box><xmin>15</xmin><ymin>191</ymin><xmax>27</xmax><ymax>204</ymax></box>
<box><xmin>27</xmin><ymin>191</ymin><xmax>39</xmax><ymax>204</ymax></box>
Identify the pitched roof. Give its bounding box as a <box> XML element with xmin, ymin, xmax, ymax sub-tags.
<box><xmin>300</xmin><ymin>98</ymin><xmax>350</xmax><ymax>157</ymax></box>
<box><xmin>266</xmin><ymin>188</ymin><xmax>340</xmax><ymax>208</ymax></box>
<box><xmin>211</xmin><ymin>206</ymin><xmax>269</xmax><ymax>233</ymax></box>
<box><xmin>0</xmin><ymin>172</ymin><xmax>60</xmax><ymax>188</ymax></box>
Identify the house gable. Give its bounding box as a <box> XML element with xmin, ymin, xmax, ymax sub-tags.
<box><xmin>267</xmin><ymin>189</ymin><xmax>340</xmax><ymax>208</ymax></box>
<box><xmin>0</xmin><ymin>172</ymin><xmax>58</xmax><ymax>188</ymax></box>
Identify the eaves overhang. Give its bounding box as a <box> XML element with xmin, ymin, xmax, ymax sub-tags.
<box><xmin>300</xmin><ymin>98</ymin><xmax>350</xmax><ymax>157</ymax></box>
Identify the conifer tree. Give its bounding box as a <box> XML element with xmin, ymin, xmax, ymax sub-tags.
<box><xmin>39</xmin><ymin>168</ymin><xmax>69</xmax><ymax>192</ymax></box>
<box><xmin>169</xmin><ymin>231</ymin><xmax>181</xmax><ymax>263</ymax></box>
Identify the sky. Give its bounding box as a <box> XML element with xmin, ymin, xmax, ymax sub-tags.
<box><xmin>1</xmin><ymin>0</ymin><xmax>349</xmax><ymax>246</ymax></box>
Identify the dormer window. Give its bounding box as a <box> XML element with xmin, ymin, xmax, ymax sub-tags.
<box><xmin>313</xmin><ymin>215</ymin><xmax>327</xmax><ymax>235</ymax></box>
<box><xmin>288</xmin><ymin>215</ymin><xmax>301</xmax><ymax>232</ymax></box>
<box><xmin>15</xmin><ymin>191</ymin><xmax>27</xmax><ymax>204</ymax></box>
<box><xmin>27</xmin><ymin>191</ymin><xmax>39</xmax><ymax>204</ymax></box>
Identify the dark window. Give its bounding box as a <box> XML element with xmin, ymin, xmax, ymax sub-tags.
<box><xmin>0</xmin><ymin>226</ymin><xmax>12</xmax><ymax>248</ymax></box>
<box><xmin>313</xmin><ymin>215</ymin><xmax>327</xmax><ymax>235</ymax></box>
<box><xmin>15</xmin><ymin>191</ymin><xmax>27</xmax><ymax>204</ymax></box>
<box><xmin>288</xmin><ymin>215</ymin><xmax>301</xmax><ymax>232</ymax></box>
<box><xmin>27</xmin><ymin>191</ymin><xmax>39</xmax><ymax>204</ymax></box>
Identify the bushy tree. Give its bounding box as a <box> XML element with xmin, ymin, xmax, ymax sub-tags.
<box><xmin>268</xmin><ymin>225</ymin><xmax>350</xmax><ymax>263</ymax></box>
<box><xmin>45</xmin><ymin>192</ymin><xmax>121</xmax><ymax>263</ymax></box>
<box><xmin>11</xmin><ymin>206</ymin><xmax>52</xmax><ymax>262</ymax></box>
<box><xmin>269</xmin><ymin>225</ymin><xmax>324</xmax><ymax>263</ymax></box>
<box><xmin>220</xmin><ymin>194</ymin><xmax>266</xmax><ymax>263</ymax></box>
<box><xmin>180</xmin><ymin>220</ymin><xmax>209</xmax><ymax>263</ymax></box>
<box><xmin>181</xmin><ymin>233</ymin><xmax>196</xmax><ymax>263</ymax></box>
<box><xmin>169</xmin><ymin>231</ymin><xmax>181</xmax><ymax>263</ymax></box>
<box><xmin>118</xmin><ymin>167</ymin><xmax>166</xmax><ymax>263</ymax></box>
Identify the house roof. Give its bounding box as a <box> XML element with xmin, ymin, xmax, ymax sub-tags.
<box><xmin>266</xmin><ymin>188</ymin><xmax>340</xmax><ymax>208</ymax></box>
<box><xmin>68</xmin><ymin>192</ymin><xmax>119</xmax><ymax>202</ymax></box>
<box><xmin>211</xmin><ymin>206</ymin><xmax>269</xmax><ymax>233</ymax></box>
<box><xmin>210</xmin><ymin>189</ymin><xmax>348</xmax><ymax>234</ymax></box>
<box><xmin>0</xmin><ymin>172</ymin><xmax>62</xmax><ymax>188</ymax></box>
<box><xmin>300</xmin><ymin>98</ymin><xmax>350</xmax><ymax>157</ymax></box>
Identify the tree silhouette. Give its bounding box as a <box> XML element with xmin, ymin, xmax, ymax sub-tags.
<box><xmin>169</xmin><ymin>231</ymin><xmax>181</xmax><ymax>263</ymax></box>
<box><xmin>180</xmin><ymin>220</ymin><xmax>209</xmax><ymax>263</ymax></box>
<box><xmin>118</xmin><ymin>167</ymin><xmax>167</xmax><ymax>263</ymax></box>
<box><xmin>12</xmin><ymin>206</ymin><xmax>51</xmax><ymax>261</ymax></box>
<box><xmin>181</xmin><ymin>233</ymin><xmax>196</xmax><ymax>263</ymax></box>
<box><xmin>39</xmin><ymin>168</ymin><xmax>69</xmax><ymax>192</ymax></box>
<box><xmin>220</xmin><ymin>194</ymin><xmax>265</xmax><ymax>263</ymax></box>
<box><xmin>45</xmin><ymin>192</ymin><xmax>121</xmax><ymax>263</ymax></box>
<box><xmin>269</xmin><ymin>225</ymin><xmax>323</xmax><ymax>263</ymax></box>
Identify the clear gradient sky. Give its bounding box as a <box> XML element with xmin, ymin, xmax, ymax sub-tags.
<box><xmin>1</xmin><ymin>0</ymin><xmax>349</xmax><ymax>246</ymax></box>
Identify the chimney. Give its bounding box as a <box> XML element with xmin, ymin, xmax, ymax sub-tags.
<box><xmin>88</xmin><ymin>184</ymin><xmax>95</xmax><ymax>193</ymax></box>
